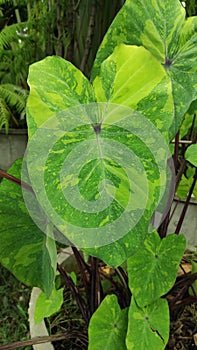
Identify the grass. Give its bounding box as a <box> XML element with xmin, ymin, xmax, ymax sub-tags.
<box><xmin>0</xmin><ymin>263</ymin><xmax>32</xmax><ymax>350</ymax></box>
<box><xmin>46</xmin><ymin>285</ymin><xmax>88</xmax><ymax>350</ymax></box>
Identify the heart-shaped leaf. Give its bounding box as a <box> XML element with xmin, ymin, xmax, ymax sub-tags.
<box><xmin>0</xmin><ymin>159</ymin><xmax>57</xmax><ymax>296</ymax></box>
<box><xmin>26</xmin><ymin>53</ymin><xmax>172</xmax><ymax>266</ymax></box>
<box><xmin>25</xmin><ymin>101</ymin><xmax>171</xmax><ymax>266</ymax></box>
<box><xmin>127</xmin><ymin>231</ymin><xmax>186</xmax><ymax>306</ymax></box>
<box><xmin>92</xmin><ymin>0</ymin><xmax>197</xmax><ymax>138</ymax></box>
<box><xmin>126</xmin><ymin>297</ymin><xmax>169</xmax><ymax>350</ymax></box>
<box><xmin>88</xmin><ymin>294</ymin><xmax>128</xmax><ymax>350</ymax></box>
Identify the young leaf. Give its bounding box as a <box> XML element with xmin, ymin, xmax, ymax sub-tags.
<box><xmin>185</xmin><ymin>144</ymin><xmax>197</xmax><ymax>167</ymax></box>
<box><xmin>126</xmin><ymin>297</ymin><xmax>169</xmax><ymax>350</ymax></box>
<box><xmin>0</xmin><ymin>159</ymin><xmax>56</xmax><ymax>296</ymax></box>
<box><xmin>127</xmin><ymin>231</ymin><xmax>186</xmax><ymax>306</ymax></box>
<box><xmin>92</xmin><ymin>0</ymin><xmax>197</xmax><ymax>138</ymax></box>
<box><xmin>94</xmin><ymin>44</ymin><xmax>173</xmax><ymax>138</ymax></box>
<box><xmin>34</xmin><ymin>287</ymin><xmax>64</xmax><ymax>324</ymax></box>
<box><xmin>88</xmin><ymin>294</ymin><xmax>128</xmax><ymax>350</ymax></box>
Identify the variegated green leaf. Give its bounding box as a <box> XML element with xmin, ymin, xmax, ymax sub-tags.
<box><xmin>26</xmin><ymin>49</ymin><xmax>173</xmax><ymax>267</ymax></box>
<box><xmin>127</xmin><ymin>231</ymin><xmax>186</xmax><ymax>306</ymax></box>
<box><xmin>25</xmin><ymin>101</ymin><xmax>172</xmax><ymax>266</ymax></box>
<box><xmin>126</xmin><ymin>297</ymin><xmax>169</xmax><ymax>350</ymax></box>
<box><xmin>85</xmin><ymin>218</ymin><xmax>150</xmax><ymax>267</ymax></box>
<box><xmin>27</xmin><ymin>56</ymin><xmax>95</xmax><ymax>137</ymax></box>
<box><xmin>0</xmin><ymin>159</ymin><xmax>57</xmax><ymax>296</ymax></box>
<box><xmin>94</xmin><ymin>44</ymin><xmax>173</xmax><ymax>138</ymax></box>
<box><xmin>88</xmin><ymin>295</ymin><xmax>128</xmax><ymax>350</ymax></box>
<box><xmin>92</xmin><ymin>0</ymin><xmax>197</xmax><ymax>138</ymax></box>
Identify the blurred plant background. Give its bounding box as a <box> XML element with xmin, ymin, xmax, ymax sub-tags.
<box><xmin>0</xmin><ymin>0</ymin><xmax>125</xmax><ymax>131</ymax></box>
<box><xmin>0</xmin><ymin>0</ymin><xmax>196</xmax><ymax>131</ymax></box>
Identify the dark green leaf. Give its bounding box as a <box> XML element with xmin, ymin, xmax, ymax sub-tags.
<box><xmin>0</xmin><ymin>159</ymin><xmax>56</xmax><ymax>296</ymax></box>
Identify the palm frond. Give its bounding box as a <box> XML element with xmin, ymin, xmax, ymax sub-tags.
<box><xmin>0</xmin><ymin>0</ymin><xmax>29</xmax><ymax>5</ymax></box>
<box><xmin>0</xmin><ymin>48</ymin><xmax>30</xmax><ymax>86</ymax></box>
<box><xmin>0</xmin><ymin>84</ymin><xmax>28</xmax><ymax>131</ymax></box>
<box><xmin>0</xmin><ymin>0</ymin><xmax>13</xmax><ymax>4</ymax></box>
<box><xmin>0</xmin><ymin>22</ymin><xmax>28</xmax><ymax>48</ymax></box>
<box><xmin>0</xmin><ymin>97</ymin><xmax>10</xmax><ymax>133</ymax></box>
<box><xmin>0</xmin><ymin>83</ymin><xmax>27</xmax><ymax>113</ymax></box>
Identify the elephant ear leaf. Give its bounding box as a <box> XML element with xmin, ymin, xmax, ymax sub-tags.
<box><xmin>126</xmin><ymin>297</ymin><xmax>169</xmax><ymax>350</ymax></box>
<box><xmin>127</xmin><ymin>231</ymin><xmax>186</xmax><ymax>306</ymax></box>
<box><xmin>88</xmin><ymin>294</ymin><xmax>128</xmax><ymax>350</ymax></box>
<box><xmin>0</xmin><ymin>159</ymin><xmax>56</xmax><ymax>297</ymax></box>
<box><xmin>92</xmin><ymin>0</ymin><xmax>197</xmax><ymax>139</ymax></box>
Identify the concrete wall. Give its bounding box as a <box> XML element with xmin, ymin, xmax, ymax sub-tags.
<box><xmin>0</xmin><ymin>129</ymin><xmax>28</xmax><ymax>170</ymax></box>
<box><xmin>168</xmin><ymin>199</ymin><xmax>197</xmax><ymax>250</ymax></box>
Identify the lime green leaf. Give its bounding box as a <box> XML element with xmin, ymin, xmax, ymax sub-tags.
<box><xmin>126</xmin><ymin>297</ymin><xmax>169</xmax><ymax>350</ymax></box>
<box><xmin>185</xmin><ymin>144</ymin><xmax>197</xmax><ymax>167</ymax></box>
<box><xmin>34</xmin><ymin>287</ymin><xmax>64</xmax><ymax>324</ymax></box>
<box><xmin>0</xmin><ymin>159</ymin><xmax>56</xmax><ymax>296</ymax></box>
<box><xmin>88</xmin><ymin>295</ymin><xmax>128</xmax><ymax>350</ymax></box>
<box><xmin>27</xmin><ymin>56</ymin><xmax>95</xmax><ymax>137</ymax></box>
<box><xmin>92</xmin><ymin>0</ymin><xmax>197</xmax><ymax>138</ymax></box>
<box><xmin>94</xmin><ymin>44</ymin><xmax>173</xmax><ymax>137</ymax></box>
<box><xmin>127</xmin><ymin>231</ymin><xmax>186</xmax><ymax>306</ymax></box>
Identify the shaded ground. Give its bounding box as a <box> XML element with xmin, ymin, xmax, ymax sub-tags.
<box><xmin>0</xmin><ymin>252</ymin><xmax>197</xmax><ymax>350</ymax></box>
<box><xmin>166</xmin><ymin>255</ymin><xmax>197</xmax><ymax>350</ymax></box>
<box><xmin>0</xmin><ymin>264</ymin><xmax>31</xmax><ymax>350</ymax></box>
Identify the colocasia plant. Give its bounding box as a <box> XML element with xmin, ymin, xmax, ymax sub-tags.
<box><xmin>0</xmin><ymin>1</ymin><xmax>197</xmax><ymax>349</ymax></box>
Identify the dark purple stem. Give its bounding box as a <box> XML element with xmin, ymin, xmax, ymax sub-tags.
<box><xmin>0</xmin><ymin>169</ymin><xmax>34</xmax><ymax>193</ymax></box>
